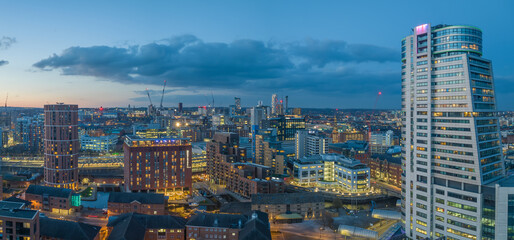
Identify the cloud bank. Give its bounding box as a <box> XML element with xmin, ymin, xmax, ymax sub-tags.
<box><xmin>33</xmin><ymin>35</ymin><xmax>400</xmax><ymax>107</ymax></box>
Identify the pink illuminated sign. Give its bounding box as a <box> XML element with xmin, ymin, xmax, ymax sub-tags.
<box><xmin>415</xmin><ymin>24</ymin><xmax>428</xmax><ymax>35</ymax></box>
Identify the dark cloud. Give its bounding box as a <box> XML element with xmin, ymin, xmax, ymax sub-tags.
<box><xmin>34</xmin><ymin>35</ymin><xmax>294</xmax><ymax>88</ymax></box>
<box><xmin>33</xmin><ymin>35</ymin><xmax>400</xmax><ymax>107</ymax></box>
<box><xmin>0</xmin><ymin>60</ymin><xmax>8</xmax><ymax>67</ymax></box>
<box><xmin>133</xmin><ymin>88</ymin><xmax>200</xmax><ymax>96</ymax></box>
<box><xmin>290</xmin><ymin>39</ymin><xmax>398</xmax><ymax>68</ymax></box>
<box><xmin>0</xmin><ymin>37</ymin><xmax>16</xmax><ymax>50</ymax></box>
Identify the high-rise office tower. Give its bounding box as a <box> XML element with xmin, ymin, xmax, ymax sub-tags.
<box><xmin>285</xmin><ymin>96</ymin><xmax>288</xmax><ymax>114</ymax></box>
<box><xmin>250</xmin><ymin>107</ymin><xmax>265</xmax><ymax>127</ymax></box>
<box><xmin>271</xmin><ymin>94</ymin><xmax>278</xmax><ymax>115</ymax></box>
<box><xmin>401</xmin><ymin>24</ymin><xmax>507</xmax><ymax>239</ymax></box>
<box><xmin>44</xmin><ymin>103</ymin><xmax>79</xmax><ymax>189</ymax></box>
<box><xmin>234</xmin><ymin>97</ymin><xmax>241</xmax><ymax>114</ymax></box>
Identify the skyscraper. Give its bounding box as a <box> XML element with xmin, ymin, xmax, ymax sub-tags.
<box><xmin>44</xmin><ymin>103</ymin><xmax>79</xmax><ymax>190</ymax></box>
<box><xmin>401</xmin><ymin>24</ymin><xmax>506</xmax><ymax>239</ymax></box>
<box><xmin>271</xmin><ymin>94</ymin><xmax>278</xmax><ymax>115</ymax></box>
<box><xmin>234</xmin><ymin>97</ymin><xmax>241</xmax><ymax>114</ymax></box>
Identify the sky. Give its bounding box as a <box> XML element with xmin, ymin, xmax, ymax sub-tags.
<box><xmin>0</xmin><ymin>0</ymin><xmax>513</xmax><ymax>110</ymax></box>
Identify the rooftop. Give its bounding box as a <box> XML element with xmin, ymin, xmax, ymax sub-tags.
<box><xmin>187</xmin><ymin>212</ymin><xmax>247</xmax><ymax>229</ymax></box>
<box><xmin>108</xmin><ymin>192</ymin><xmax>165</xmax><ymax>205</ymax></box>
<box><xmin>498</xmin><ymin>175</ymin><xmax>514</xmax><ymax>187</ymax></box>
<box><xmin>3</xmin><ymin>196</ymin><xmax>31</xmax><ymax>207</ymax></box>
<box><xmin>186</xmin><ymin>211</ymin><xmax>270</xmax><ymax>240</ymax></box>
<box><xmin>26</xmin><ymin>185</ymin><xmax>73</xmax><ymax>198</ymax></box>
<box><xmin>371</xmin><ymin>154</ymin><xmax>401</xmax><ymax>165</ymax></box>
<box><xmin>329</xmin><ymin>140</ymin><xmax>368</xmax><ymax>150</ymax></box>
<box><xmin>107</xmin><ymin>213</ymin><xmax>187</xmax><ymax>240</ymax></box>
<box><xmin>40</xmin><ymin>217</ymin><xmax>101</xmax><ymax>240</ymax></box>
<box><xmin>251</xmin><ymin>192</ymin><xmax>324</xmax><ymax>205</ymax></box>
<box><xmin>219</xmin><ymin>202</ymin><xmax>252</xmax><ymax>214</ymax></box>
<box><xmin>296</xmin><ymin>154</ymin><xmax>367</xmax><ymax>169</ymax></box>
<box><xmin>0</xmin><ymin>203</ymin><xmax>38</xmax><ymax>219</ymax></box>
<box><xmin>0</xmin><ymin>201</ymin><xmax>25</xmax><ymax>210</ymax></box>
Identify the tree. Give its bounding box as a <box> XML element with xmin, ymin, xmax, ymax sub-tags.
<box><xmin>332</xmin><ymin>198</ymin><xmax>343</xmax><ymax>211</ymax></box>
<box><xmin>321</xmin><ymin>210</ymin><xmax>335</xmax><ymax>229</ymax></box>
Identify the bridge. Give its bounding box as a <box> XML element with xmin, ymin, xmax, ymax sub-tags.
<box><xmin>0</xmin><ymin>156</ymin><xmax>124</xmax><ymax>177</ymax></box>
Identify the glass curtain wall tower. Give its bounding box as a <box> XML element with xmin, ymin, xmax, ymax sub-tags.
<box><xmin>401</xmin><ymin>24</ymin><xmax>504</xmax><ymax>239</ymax></box>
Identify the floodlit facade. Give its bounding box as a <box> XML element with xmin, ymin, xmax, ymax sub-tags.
<box><xmin>292</xmin><ymin>154</ymin><xmax>370</xmax><ymax>192</ymax></box>
<box><xmin>80</xmin><ymin>134</ymin><xmax>118</xmax><ymax>152</ymax></box>
<box><xmin>401</xmin><ymin>24</ymin><xmax>508</xmax><ymax>239</ymax></box>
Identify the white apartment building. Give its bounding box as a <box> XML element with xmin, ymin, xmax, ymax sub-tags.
<box><xmin>295</xmin><ymin>130</ymin><xmax>330</xmax><ymax>159</ymax></box>
<box><xmin>292</xmin><ymin>154</ymin><xmax>370</xmax><ymax>192</ymax></box>
<box><xmin>401</xmin><ymin>24</ymin><xmax>509</xmax><ymax>240</ymax></box>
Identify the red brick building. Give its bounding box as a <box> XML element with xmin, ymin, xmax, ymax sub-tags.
<box><xmin>24</xmin><ymin>185</ymin><xmax>74</xmax><ymax>214</ymax></box>
<box><xmin>123</xmin><ymin>136</ymin><xmax>192</xmax><ymax>194</ymax></box>
<box><xmin>332</xmin><ymin>131</ymin><xmax>367</xmax><ymax>143</ymax></box>
<box><xmin>107</xmin><ymin>213</ymin><xmax>186</xmax><ymax>240</ymax></box>
<box><xmin>186</xmin><ymin>211</ymin><xmax>271</xmax><ymax>240</ymax></box>
<box><xmin>368</xmin><ymin>154</ymin><xmax>402</xmax><ymax>188</ymax></box>
<box><xmin>207</xmin><ymin>132</ymin><xmax>283</xmax><ymax>198</ymax></box>
<box><xmin>0</xmin><ymin>201</ymin><xmax>40</xmax><ymax>240</ymax></box>
<box><xmin>107</xmin><ymin>192</ymin><xmax>166</xmax><ymax>216</ymax></box>
<box><xmin>206</xmin><ymin>132</ymin><xmax>247</xmax><ymax>166</ymax></box>
<box><xmin>40</xmin><ymin>217</ymin><xmax>102</xmax><ymax>240</ymax></box>
<box><xmin>44</xmin><ymin>104</ymin><xmax>79</xmax><ymax>190</ymax></box>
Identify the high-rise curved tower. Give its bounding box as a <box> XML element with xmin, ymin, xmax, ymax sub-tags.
<box><xmin>401</xmin><ymin>24</ymin><xmax>506</xmax><ymax>239</ymax></box>
<box><xmin>44</xmin><ymin>103</ymin><xmax>79</xmax><ymax>190</ymax></box>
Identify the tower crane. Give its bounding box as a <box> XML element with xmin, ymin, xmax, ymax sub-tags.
<box><xmin>146</xmin><ymin>88</ymin><xmax>153</xmax><ymax>106</ymax></box>
<box><xmin>160</xmin><ymin>80</ymin><xmax>167</xmax><ymax>110</ymax></box>
<box><xmin>374</xmin><ymin>92</ymin><xmax>382</xmax><ymax>110</ymax></box>
<box><xmin>145</xmin><ymin>88</ymin><xmax>157</xmax><ymax>117</ymax></box>
<box><xmin>367</xmin><ymin>91</ymin><xmax>382</xmax><ymax>141</ymax></box>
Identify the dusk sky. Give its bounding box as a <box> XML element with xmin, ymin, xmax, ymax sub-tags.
<box><xmin>0</xmin><ymin>1</ymin><xmax>513</xmax><ymax>109</ymax></box>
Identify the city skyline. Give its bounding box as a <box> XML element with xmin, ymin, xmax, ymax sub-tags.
<box><xmin>1</xmin><ymin>1</ymin><xmax>513</xmax><ymax>109</ymax></box>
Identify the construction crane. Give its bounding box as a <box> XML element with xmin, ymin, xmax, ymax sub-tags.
<box><xmin>146</xmin><ymin>88</ymin><xmax>153</xmax><ymax>106</ymax></box>
<box><xmin>367</xmin><ymin>91</ymin><xmax>382</xmax><ymax>141</ymax></box>
<box><xmin>159</xmin><ymin>80</ymin><xmax>167</xmax><ymax>110</ymax></box>
<box><xmin>211</xmin><ymin>91</ymin><xmax>215</xmax><ymax>115</ymax></box>
<box><xmin>373</xmin><ymin>91</ymin><xmax>382</xmax><ymax>111</ymax></box>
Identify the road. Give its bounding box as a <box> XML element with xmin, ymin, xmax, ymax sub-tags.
<box><xmin>270</xmin><ymin>220</ymin><xmax>358</xmax><ymax>240</ymax></box>
<box><xmin>41</xmin><ymin>210</ymin><xmax>108</xmax><ymax>227</ymax></box>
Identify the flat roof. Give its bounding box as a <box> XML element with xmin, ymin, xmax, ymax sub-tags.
<box><xmin>125</xmin><ymin>135</ymin><xmax>189</xmax><ymax>141</ymax></box>
<box><xmin>0</xmin><ymin>208</ymin><xmax>38</xmax><ymax>219</ymax></box>
<box><xmin>0</xmin><ymin>201</ymin><xmax>25</xmax><ymax>209</ymax></box>
<box><xmin>498</xmin><ymin>175</ymin><xmax>514</xmax><ymax>187</ymax></box>
<box><xmin>26</xmin><ymin>185</ymin><xmax>72</xmax><ymax>198</ymax></box>
<box><xmin>108</xmin><ymin>192</ymin><xmax>165</xmax><ymax>204</ymax></box>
